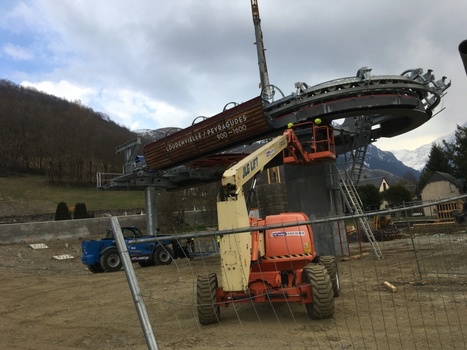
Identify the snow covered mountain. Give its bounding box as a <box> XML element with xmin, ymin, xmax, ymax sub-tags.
<box><xmin>389</xmin><ymin>144</ymin><xmax>432</xmax><ymax>172</ymax></box>
<box><xmin>359</xmin><ymin>144</ymin><xmax>420</xmax><ymax>180</ymax></box>
<box><xmin>388</xmin><ymin>128</ymin><xmax>459</xmax><ymax>171</ymax></box>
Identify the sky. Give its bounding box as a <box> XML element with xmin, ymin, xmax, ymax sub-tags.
<box><xmin>1</xmin><ymin>0</ymin><xmax>466</xmax><ymax>152</ymax></box>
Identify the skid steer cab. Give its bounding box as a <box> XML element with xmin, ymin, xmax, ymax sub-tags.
<box><xmin>197</xmin><ymin>122</ymin><xmax>340</xmax><ymax>325</ymax></box>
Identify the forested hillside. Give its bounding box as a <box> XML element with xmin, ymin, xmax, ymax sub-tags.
<box><xmin>0</xmin><ymin>80</ymin><xmax>137</xmax><ymax>184</ymax></box>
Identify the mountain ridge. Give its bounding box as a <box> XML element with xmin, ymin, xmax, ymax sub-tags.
<box><xmin>387</xmin><ymin>122</ymin><xmax>466</xmax><ymax>171</ymax></box>
<box><xmin>361</xmin><ymin>144</ymin><xmax>420</xmax><ymax>182</ymax></box>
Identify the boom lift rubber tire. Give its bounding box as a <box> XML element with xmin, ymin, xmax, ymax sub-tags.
<box><xmin>303</xmin><ymin>264</ymin><xmax>334</xmax><ymax>319</ymax></box>
<box><xmin>154</xmin><ymin>245</ymin><xmax>174</xmax><ymax>265</ymax></box>
<box><xmin>100</xmin><ymin>249</ymin><xmax>123</xmax><ymax>272</ymax></box>
<box><xmin>319</xmin><ymin>256</ymin><xmax>340</xmax><ymax>297</ymax></box>
<box><xmin>197</xmin><ymin>273</ymin><xmax>220</xmax><ymax>325</ymax></box>
<box><xmin>87</xmin><ymin>263</ymin><xmax>104</xmax><ymax>273</ymax></box>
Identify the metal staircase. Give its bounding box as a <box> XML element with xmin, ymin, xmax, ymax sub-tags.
<box><xmin>336</xmin><ymin>166</ymin><xmax>383</xmax><ymax>259</ymax></box>
<box><xmin>349</xmin><ymin>115</ymin><xmax>373</xmax><ymax>186</ymax></box>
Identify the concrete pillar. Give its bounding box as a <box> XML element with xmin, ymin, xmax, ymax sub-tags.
<box><xmin>284</xmin><ymin>162</ymin><xmax>348</xmax><ymax>256</ymax></box>
<box><xmin>145</xmin><ymin>187</ymin><xmax>158</xmax><ymax>236</ymax></box>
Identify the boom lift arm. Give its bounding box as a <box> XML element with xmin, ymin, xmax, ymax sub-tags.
<box><xmin>217</xmin><ymin>124</ymin><xmax>335</xmax><ymax>292</ymax></box>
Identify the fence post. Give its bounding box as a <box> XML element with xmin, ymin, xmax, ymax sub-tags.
<box><xmin>111</xmin><ymin>217</ymin><xmax>159</xmax><ymax>350</ymax></box>
<box><xmin>405</xmin><ymin>210</ymin><xmax>423</xmax><ymax>282</ymax></box>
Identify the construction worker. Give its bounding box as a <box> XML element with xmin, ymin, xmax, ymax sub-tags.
<box><xmin>314</xmin><ymin>117</ymin><xmax>328</xmax><ymax>151</ymax></box>
<box><xmin>187</xmin><ymin>237</ymin><xmax>195</xmax><ymax>252</ymax></box>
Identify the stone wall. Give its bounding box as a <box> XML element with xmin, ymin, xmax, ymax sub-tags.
<box><xmin>255</xmin><ymin>182</ymin><xmax>288</xmax><ymax>217</ymax></box>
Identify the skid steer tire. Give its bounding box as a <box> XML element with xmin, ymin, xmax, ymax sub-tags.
<box><xmin>197</xmin><ymin>273</ymin><xmax>220</xmax><ymax>325</ymax></box>
<box><xmin>138</xmin><ymin>260</ymin><xmax>153</xmax><ymax>268</ymax></box>
<box><xmin>154</xmin><ymin>245</ymin><xmax>174</xmax><ymax>265</ymax></box>
<box><xmin>87</xmin><ymin>263</ymin><xmax>104</xmax><ymax>273</ymax></box>
<box><xmin>303</xmin><ymin>264</ymin><xmax>334</xmax><ymax>319</ymax></box>
<box><xmin>100</xmin><ymin>249</ymin><xmax>122</xmax><ymax>272</ymax></box>
<box><xmin>319</xmin><ymin>256</ymin><xmax>340</xmax><ymax>297</ymax></box>
<box><xmin>139</xmin><ymin>252</ymin><xmax>156</xmax><ymax>267</ymax></box>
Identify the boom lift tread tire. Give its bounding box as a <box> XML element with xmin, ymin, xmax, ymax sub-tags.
<box><xmin>319</xmin><ymin>256</ymin><xmax>340</xmax><ymax>297</ymax></box>
<box><xmin>154</xmin><ymin>245</ymin><xmax>174</xmax><ymax>265</ymax></box>
<box><xmin>100</xmin><ymin>248</ymin><xmax>122</xmax><ymax>272</ymax></box>
<box><xmin>303</xmin><ymin>264</ymin><xmax>334</xmax><ymax>319</ymax></box>
<box><xmin>197</xmin><ymin>273</ymin><xmax>220</xmax><ymax>325</ymax></box>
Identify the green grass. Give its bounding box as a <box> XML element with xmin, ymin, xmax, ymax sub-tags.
<box><xmin>0</xmin><ymin>175</ymin><xmax>145</xmax><ymax>216</ymax></box>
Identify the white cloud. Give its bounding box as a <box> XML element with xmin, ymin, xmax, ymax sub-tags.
<box><xmin>21</xmin><ymin>80</ymin><xmax>95</xmax><ymax>104</ymax></box>
<box><xmin>100</xmin><ymin>88</ymin><xmax>192</xmax><ymax>130</ymax></box>
<box><xmin>20</xmin><ymin>80</ymin><xmax>192</xmax><ymax>131</ymax></box>
<box><xmin>3</xmin><ymin>0</ymin><xmax>467</xmax><ymax>151</ymax></box>
<box><xmin>3</xmin><ymin>43</ymin><xmax>33</xmax><ymax>60</ymax></box>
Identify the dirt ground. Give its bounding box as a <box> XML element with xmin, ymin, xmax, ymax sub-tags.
<box><xmin>1</xmin><ymin>229</ymin><xmax>466</xmax><ymax>350</ymax></box>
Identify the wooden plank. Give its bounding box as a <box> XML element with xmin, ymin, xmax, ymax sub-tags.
<box><xmin>383</xmin><ymin>281</ymin><xmax>397</xmax><ymax>293</ymax></box>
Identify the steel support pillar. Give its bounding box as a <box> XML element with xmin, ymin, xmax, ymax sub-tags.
<box><xmin>145</xmin><ymin>187</ymin><xmax>158</xmax><ymax>235</ymax></box>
